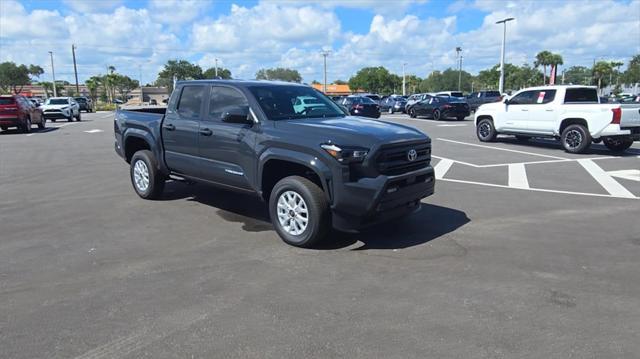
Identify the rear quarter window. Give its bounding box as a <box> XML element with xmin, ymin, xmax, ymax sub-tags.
<box><xmin>176</xmin><ymin>86</ymin><xmax>205</xmax><ymax>118</ymax></box>
<box><xmin>564</xmin><ymin>88</ymin><xmax>599</xmax><ymax>103</ymax></box>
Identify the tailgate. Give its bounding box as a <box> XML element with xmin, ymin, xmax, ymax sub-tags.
<box><xmin>620</xmin><ymin>104</ymin><xmax>640</xmax><ymax>127</ymax></box>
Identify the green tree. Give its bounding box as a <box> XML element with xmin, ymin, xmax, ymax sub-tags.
<box><xmin>404</xmin><ymin>75</ymin><xmax>422</xmax><ymax>95</ymax></box>
<box><xmin>348</xmin><ymin>66</ymin><xmax>397</xmax><ymax>94</ymax></box>
<box><xmin>622</xmin><ymin>55</ymin><xmax>640</xmax><ymax>84</ymax></box>
<box><xmin>418</xmin><ymin>68</ymin><xmax>473</xmax><ymax>93</ymax></box>
<box><xmin>334</xmin><ymin>79</ymin><xmax>347</xmax><ymax>85</ymax></box>
<box><xmin>563</xmin><ymin>66</ymin><xmax>591</xmax><ymax>85</ymax></box>
<box><xmin>155</xmin><ymin>60</ymin><xmax>204</xmax><ymax>92</ymax></box>
<box><xmin>85</xmin><ymin>76</ymin><xmax>102</xmax><ymax>103</ymax></box>
<box><xmin>112</xmin><ymin>74</ymin><xmax>139</xmax><ymax>102</ymax></box>
<box><xmin>548</xmin><ymin>54</ymin><xmax>564</xmax><ymax>84</ymax></box>
<box><xmin>203</xmin><ymin>67</ymin><xmax>232</xmax><ymax>79</ymax></box>
<box><xmin>593</xmin><ymin>61</ymin><xmax>613</xmax><ymax>93</ymax></box>
<box><xmin>39</xmin><ymin>81</ymin><xmax>65</xmax><ymax>98</ymax></box>
<box><xmin>311</xmin><ymin>80</ymin><xmax>320</xmax><ymax>85</ymax></box>
<box><xmin>0</xmin><ymin>62</ymin><xmax>45</xmax><ymax>94</ymax></box>
<box><xmin>255</xmin><ymin>67</ymin><xmax>302</xmax><ymax>83</ymax></box>
<box><xmin>66</xmin><ymin>87</ymin><xmax>76</xmax><ymax>97</ymax></box>
<box><xmin>534</xmin><ymin>50</ymin><xmax>553</xmax><ymax>84</ymax></box>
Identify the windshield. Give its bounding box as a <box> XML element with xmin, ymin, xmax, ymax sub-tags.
<box><xmin>46</xmin><ymin>98</ymin><xmax>69</xmax><ymax>105</ymax></box>
<box><xmin>485</xmin><ymin>91</ymin><xmax>501</xmax><ymax>97</ymax></box>
<box><xmin>450</xmin><ymin>92</ymin><xmax>464</xmax><ymax>97</ymax></box>
<box><xmin>248</xmin><ymin>85</ymin><xmax>345</xmax><ymax>120</ymax></box>
<box><xmin>74</xmin><ymin>97</ymin><xmax>86</xmax><ymax>103</ymax></box>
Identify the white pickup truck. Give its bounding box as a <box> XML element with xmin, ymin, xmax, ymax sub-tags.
<box><xmin>474</xmin><ymin>85</ymin><xmax>640</xmax><ymax>153</ymax></box>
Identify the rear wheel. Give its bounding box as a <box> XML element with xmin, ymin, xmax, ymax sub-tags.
<box><xmin>433</xmin><ymin>109</ymin><xmax>441</xmax><ymax>121</ymax></box>
<box><xmin>388</xmin><ymin>107</ymin><xmax>394</xmax><ymax>114</ymax></box>
<box><xmin>130</xmin><ymin>150</ymin><xmax>165</xmax><ymax>199</ymax></box>
<box><xmin>76</xmin><ymin>112</ymin><xmax>82</xmax><ymax>121</ymax></box>
<box><xmin>0</xmin><ymin>126</ymin><xmax>7</xmax><ymax>131</ymax></box>
<box><xmin>67</xmin><ymin>114</ymin><xmax>73</xmax><ymax>122</ymax></box>
<box><xmin>476</xmin><ymin>118</ymin><xmax>497</xmax><ymax>142</ymax></box>
<box><xmin>561</xmin><ymin>124</ymin><xmax>591</xmax><ymax>153</ymax></box>
<box><xmin>37</xmin><ymin>116</ymin><xmax>46</xmax><ymax>129</ymax></box>
<box><xmin>409</xmin><ymin>108</ymin><xmax>417</xmax><ymax>118</ymax></box>
<box><xmin>269</xmin><ymin>176</ymin><xmax>329</xmax><ymax>248</ymax></box>
<box><xmin>603</xmin><ymin>137</ymin><xmax>633</xmax><ymax>152</ymax></box>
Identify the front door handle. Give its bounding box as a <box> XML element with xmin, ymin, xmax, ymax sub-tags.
<box><xmin>521</xmin><ymin>109</ymin><xmax>529</xmax><ymax>111</ymax></box>
<box><xmin>200</xmin><ymin>128</ymin><xmax>213</xmax><ymax>136</ymax></box>
<box><xmin>163</xmin><ymin>124</ymin><xmax>175</xmax><ymax>131</ymax></box>
<box><xmin>545</xmin><ymin>109</ymin><xmax>554</xmax><ymax>112</ymax></box>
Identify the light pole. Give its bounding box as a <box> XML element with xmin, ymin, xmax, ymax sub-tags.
<box><xmin>48</xmin><ymin>51</ymin><xmax>57</xmax><ymax>97</ymax></box>
<box><xmin>320</xmin><ymin>50</ymin><xmax>331</xmax><ymax>93</ymax></box>
<box><xmin>402</xmin><ymin>62</ymin><xmax>407</xmax><ymax>96</ymax></box>
<box><xmin>214</xmin><ymin>58</ymin><xmax>218</xmax><ymax>77</ymax></box>
<box><xmin>455</xmin><ymin>47</ymin><xmax>462</xmax><ymax>91</ymax></box>
<box><xmin>496</xmin><ymin>17</ymin><xmax>514</xmax><ymax>94</ymax></box>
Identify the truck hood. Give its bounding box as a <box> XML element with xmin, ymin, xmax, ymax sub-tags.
<box><xmin>477</xmin><ymin>101</ymin><xmax>504</xmax><ymax>112</ymax></box>
<box><xmin>274</xmin><ymin>116</ymin><xmax>429</xmax><ymax>147</ymax></box>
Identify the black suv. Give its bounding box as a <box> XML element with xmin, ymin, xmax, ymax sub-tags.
<box><xmin>74</xmin><ymin>97</ymin><xmax>94</xmax><ymax>112</ymax></box>
<box><xmin>114</xmin><ymin>80</ymin><xmax>434</xmax><ymax>247</ymax></box>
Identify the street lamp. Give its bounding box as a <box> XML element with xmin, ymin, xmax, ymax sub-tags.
<box><xmin>402</xmin><ymin>62</ymin><xmax>407</xmax><ymax>96</ymax></box>
<box><xmin>496</xmin><ymin>17</ymin><xmax>514</xmax><ymax>94</ymax></box>
<box><xmin>48</xmin><ymin>51</ymin><xmax>57</xmax><ymax>97</ymax></box>
<box><xmin>455</xmin><ymin>47</ymin><xmax>462</xmax><ymax>91</ymax></box>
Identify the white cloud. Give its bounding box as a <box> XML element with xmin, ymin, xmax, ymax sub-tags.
<box><xmin>63</xmin><ymin>0</ymin><xmax>124</xmax><ymax>13</ymax></box>
<box><xmin>149</xmin><ymin>0</ymin><xmax>211</xmax><ymax>26</ymax></box>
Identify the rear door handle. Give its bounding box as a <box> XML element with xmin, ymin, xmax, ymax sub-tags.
<box><xmin>545</xmin><ymin>109</ymin><xmax>554</xmax><ymax>112</ymax></box>
<box><xmin>521</xmin><ymin>109</ymin><xmax>529</xmax><ymax>111</ymax></box>
<box><xmin>163</xmin><ymin>124</ymin><xmax>175</xmax><ymax>131</ymax></box>
<box><xmin>200</xmin><ymin>128</ymin><xmax>213</xmax><ymax>136</ymax></box>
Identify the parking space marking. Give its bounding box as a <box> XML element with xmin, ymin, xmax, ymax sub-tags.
<box><xmin>437</xmin><ymin>138</ymin><xmax>568</xmax><ymax>160</ymax></box>
<box><xmin>437</xmin><ymin>124</ymin><xmax>468</xmax><ymax>127</ymax></box>
<box><xmin>577</xmin><ymin>159</ymin><xmax>636</xmax><ymax>198</ymax></box>
<box><xmin>508</xmin><ymin>163</ymin><xmax>530</xmax><ymax>189</ymax></box>
<box><xmin>607</xmin><ymin>169</ymin><xmax>640</xmax><ymax>182</ymax></box>
<box><xmin>84</xmin><ymin>129</ymin><xmax>104</xmax><ymax>133</ymax></box>
<box><xmin>434</xmin><ymin>158</ymin><xmax>454</xmax><ymax>179</ymax></box>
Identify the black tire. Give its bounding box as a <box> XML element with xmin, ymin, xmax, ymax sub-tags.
<box><xmin>0</xmin><ymin>126</ymin><xmax>7</xmax><ymax>131</ymax></box>
<box><xmin>603</xmin><ymin>137</ymin><xmax>634</xmax><ymax>152</ymax></box>
<box><xmin>67</xmin><ymin>114</ymin><xmax>73</xmax><ymax>122</ymax></box>
<box><xmin>76</xmin><ymin>112</ymin><xmax>82</xmax><ymax>121</ymax></box>
<box><xmin>269</xmin><ymin>176</ymin><xmax>329</xmax><ymax>248</ymax></box>
<box><xmin>23</xmin><ymin>117</ymin><xmax>31</xmax><ymax>133</ymax></box>
<box><xmin>409</xmin><ymin>108</ymin><xmax>416</xmax><ymax>118</ymax></box>
<box><xmin>388</xmin><ymin>107</ymin><xmax>394</xmax><ymax>114</ymax></box>
<box><xmin>476</xmin><ymin>118</ymin><xmax>497</xmax><ymax>142</ymax></box>
<box><xmin>433</xmin><ymin>109</ymin><xmax>441</xmax><ymax>121</ymax></box>
<box><xmin>130</xmin><ymin>150</ymin><xmax>165</xmax><ymax>200</ymax></box>
<box><xmin>561</xmin><ymin>124</ymin><xmax>591</xmax><ymax>154</ymax></box>
<box><xmin>515</xmin><ymin>135</ymin><xmax>530</xmax><ymax>141</ymax></box>
<box><xmin>37</xmin><ymin>116</ymin><xmax>46</xmax><ymax>129</ymax></box>
<box><xmin>456</xmin><ymin>116</ymin><xmax>465</xmax><ymax>121</ymax></box>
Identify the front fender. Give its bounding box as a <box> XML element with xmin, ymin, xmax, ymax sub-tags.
<box><xmin>258</xmin><ymin>147</ymin><xmax>334</xmax><ymax>201</ymax></box>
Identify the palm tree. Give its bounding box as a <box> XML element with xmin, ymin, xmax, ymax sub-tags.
<box><xmin>593</xmin><ymin>61</ymin><xmax>613</xmax><ymax>95</ymax></box>
<box><xmin>610</xmin><ymin>61</ymin><xmax>623</xmax><ymax>86</ymax></box>
<box><xmin>547</xmin><ymin>54</ymin><xmax>564</xmax><ymax>84</ymax></box>
<box><xmin>108</xmin><ymin>65</ymin><xmax>116</xmax><ymax>74</ymax></box>
<box><xmin>85</xmin><ymin>77</ymin><xmax>101</xmax><ymax>103</ymax></box>
<box><xmin>534</xmin><ymin>51</ymin><xmax>553</xmax><ymax>84</ymax></box>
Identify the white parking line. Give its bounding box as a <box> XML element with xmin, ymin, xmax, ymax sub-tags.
<box><xmin>434</xmin><ymin>158</ymin><xmax>454</xmax><ymax>179</ymax></box>
<box><xmin>607</xmin><ymin>169</ymin><xmax>640</xmax><ymax>182</ymax></box>
<box><xmin>437</xmin><ymin>124</ymin><xmax>467</xmax><ymax>127</ymax></box>
<box><xmin>508</xmin><ymin>163</ymin><xmax>530</xmax><ymax>189</ymax></box>
<box><xmin>437</xmin><ymin>138</ymin><xmax>568</xmax><ymax>160</ymax></box>
<box><xmin>577</xmin><ymin>159</ymin><xmax>636</xmax><ymax>198</ymax></box>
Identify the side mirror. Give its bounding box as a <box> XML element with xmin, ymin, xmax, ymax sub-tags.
<box><xmin>222</xmin><ymin>108</ymin><xmax>251</xmax><ymax>124</ymax></box>
<box><xmin>503</xmin><ymin>98</ymin><xmax>510</xmax><ymax>105</ymax></box>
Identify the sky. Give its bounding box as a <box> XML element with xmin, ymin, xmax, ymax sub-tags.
<box><xmin>1</xmin><ymin>0</ymin><xmax>639</xmax><ymax>86</ymax></box>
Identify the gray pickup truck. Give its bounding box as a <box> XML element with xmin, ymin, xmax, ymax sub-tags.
<box><xmin>114</xmin><ymin>80</ymin><xmax>435</xmax><ymax>247</ymax></box>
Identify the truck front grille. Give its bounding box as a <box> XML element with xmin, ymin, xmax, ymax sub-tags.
<box><xmin>375</xmin><ymin>141</ymin><xmax>431</xmax><ymax>176</ymax></box>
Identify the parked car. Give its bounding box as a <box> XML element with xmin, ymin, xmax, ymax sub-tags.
<box><xmin>407</xmin><ymin>95</ymin><xmax>470</xmax><ymax>121</ymax></box>
<box><xmin>0</xmin><ymin>95</ymin><xmax>45</xmax><ymax>132</ymax></box>
<box><xmin>28</xmin><ymin>97</ymin><xmax>43</xmax><ymax>107</ymax></box>
<box><xmin>114</xmin><ymin>80</ymin><xmax>434</xmax><ymax>247</ymax></box>
<box><xmin>435</xmin><ymin>91</ymin><xmax>465</xmax><ymax>100</ymax></box>
<box><xmin>74</xmin><ymin>97</ymin><xmax>94</xmax><ymax>112</ymax></box>
<box><xmin>41</xmin><ymin>97</ymin><xmax>81</xmax><ymax>122</ymax></box>
<box><xmin>341</xmin><ymin>95</ymin><xmax>381</xmax><ymax>118</ymax></box>
<box><xmin>466</xmin><ymin>90</ymin><xmax>502</xmax><ymax>112</ymax></box>
<box><xmin>362</xmin><ymin>94</ymin><xmax>382</xmax><ymax>105</ymax></box>
<box><xmin>380</xmin><ymin>95</ymin><xmax>407</xmax><ymax>114</ymax></box>
<box><xmin>475</xmin><ymin>85</ymin><xmax>640</xmax><ymax>153</ymax></box>
<box><xmin>405</xmin><ymin>93</ymin><xmax>430</xmax><ymax>112</ymax></box>
<box><xmin>293</xmin><ymin>95</ymin><xmax>326</xmax><ymax>114</ymax></box>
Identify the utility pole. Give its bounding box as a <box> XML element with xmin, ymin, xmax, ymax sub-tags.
<box><xmin>496</xmin><ymin>17</ymin><xmax>514</xmax><ymax>94</ymax></box>
<box><xmin>214</xmin><ymin>58</ymin><xmax>218</xmax><ymax>78</ymax></box>
<box><xmin>455</xmin><ymin>47</ymin><xmax>462</xmax><ymax>91</ymax></box>
<box><xmin>72</xmin><ymin>44</ymin><xmax>79</xmax><ymax>94</ymax></box>
<box><xmin>320</xmin><ymin>50</ymin><xmax>331</xmax><ymax>93</ymax></box>
<box><xmin>48</xmin><ymin>51</ymin><xmax>57</xmax><ymax>97</ymax></box>
<box><xmin>402</xmin><ymin>62</ymin><xmax>407</xmax><ymax>96</ymax></box>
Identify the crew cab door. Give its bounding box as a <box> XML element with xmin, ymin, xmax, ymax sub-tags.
<box><xmin>161</xmin><ymin>85</ymin><xmax>205</xmax><ymax>176</ymax></box>
<box><xmin>503</xmin><ymin>90</ymin><xmax>535</xmax><ymax>131</ymax></box>
<box><xmin>527</xmin><ymin>89</ymin><xmax>558</xmax><ymax>134</ymax></box>
<box><xmin>198</xmin><ymin>85</ymin><xmax>256</xmax><ymax>190</ymax></box>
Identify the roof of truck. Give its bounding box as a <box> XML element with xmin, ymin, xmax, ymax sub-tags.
<box><xmin>520</xmin><ymin>85</ymin><xmax>598</xmax><ymax>91</ymax></box>
<box><xmin>175</xmin><ymin>79</ymin><xmax>308</xmax><ymax>87</ymax></box>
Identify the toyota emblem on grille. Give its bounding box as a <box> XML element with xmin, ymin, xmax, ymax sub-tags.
<box><xmin>407</xmin><ymin>149</ymin><xmax>417</xmax><ymax>162</ymax></box>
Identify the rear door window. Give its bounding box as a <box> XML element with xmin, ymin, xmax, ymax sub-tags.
<box><xmin>532</xmin><ymin>90</ymin><xmax>556</xmax><ymax>104</ymax></box>
<box><xmin>564</xmin><ymin>88</ymin><xmax>599</xmax><ymax>103</ymax></box>
<box><xmin>176</xmin><ymin>86</ymin><xmax>205</xmax><ymax>119</ymax></box>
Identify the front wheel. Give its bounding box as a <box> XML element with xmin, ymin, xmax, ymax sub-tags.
<box><xmin>388</xmin><ymin>107</ymin><xmax>394</xmax><ymax>114</ymax></box>
<box><xmin>23</xmin><ymin>117</ymin><xmax>32</xmax><ymax>133</ymax></box>
<box><xmin>561</xmin><ymin>124</ymin><xmax>591</xmax><ymax>153</ymax></box>
<box><xmin>476</xmin><ymin>119</ymin><xmax>497</xmax><ymax>142</ymax></box>
<box><xmin>130</xmin><ymin>150</ymin><xmax>165</xmax><ymax>199</ymax></box>
<box><xmin>603</xmin><ymin>137</ymin><xmax>633</xmax><ymax>152</ymax></box>
<box><xmin>37</xmin><ymin>116</ymin><xmax>46</xmax><ymax>129</ymax></box>
<box><xmin>409</xmin><ymin>108</ymin><xmax>417</xmax><ymax>118</ymax></box>
<box><xmin>433</xmin><ymin>109</ymin><xmax>441</xmax><ymax>121</ymax></box>
<box><xmin>76</xmin><ymin>112</ymin><xmax>82</xmax><ymax>121</ymax></box>
<box><xmin>269</xmin><ymin>176</ymin><xmax>329</xmax><ymax>248</ymax></box>
<box><xmin>67</xmin><ymin>114</ymin><xmax>73</xmax><ymax>122</ymax></box>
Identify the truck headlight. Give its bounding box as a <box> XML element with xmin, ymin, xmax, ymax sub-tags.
<box><xmin>321</xmin><ymin>143</ymin><xmax>369</xmax><ymax>163</ymax></box>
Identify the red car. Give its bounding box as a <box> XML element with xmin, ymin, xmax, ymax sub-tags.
<box><xmin>0</xmin><ymin>95</ymin><xmax>45</xmax><ymax>133</ymax></box>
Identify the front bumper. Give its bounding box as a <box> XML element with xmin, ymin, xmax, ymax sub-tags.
<box><xmin>43</xmin><ymin>110</ymin><xmax>71</xmax><ymax>119</ymax></box>
<box><xmin>330</xmin><ymin>166</ymin><xmax>435</xmax><ymax>232</ymax></box>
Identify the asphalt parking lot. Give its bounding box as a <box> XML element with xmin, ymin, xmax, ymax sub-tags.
<box><xmin>1</xmin><ymin>111</ymin><xmax>639</xmax><ymax>358</ymax></box>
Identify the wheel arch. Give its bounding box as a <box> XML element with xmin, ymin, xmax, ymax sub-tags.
<box><xmin>559</xmin><ymin>118</ymin><xmax>588</xmax><ymax>134</ymax></box>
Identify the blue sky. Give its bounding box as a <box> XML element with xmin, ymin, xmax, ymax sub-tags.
<box><xmin>1</xmin><ymin>0</ymin><xmax>639</xmax><ymax>85</ymax></box>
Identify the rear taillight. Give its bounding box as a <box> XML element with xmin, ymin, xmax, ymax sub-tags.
<box><xmin>3</xmin><ymin>107</ymin><xmax>18</xmax><ymax>111</ymax></box>
<box><xmin>611</xmin><ymin>107</ymin><xmax>621</xmax><ymax>124</ymax></box>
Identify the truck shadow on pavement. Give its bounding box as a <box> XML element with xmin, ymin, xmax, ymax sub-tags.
<box><xmin>162</xmin><ymin>181</ymin><xmax>470</xmax><ymax>250</ymax></box>
<box><xmin>496</xmin><ymin>137</ymin><xmax>640</xmax><ymax>156</ymax></box>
